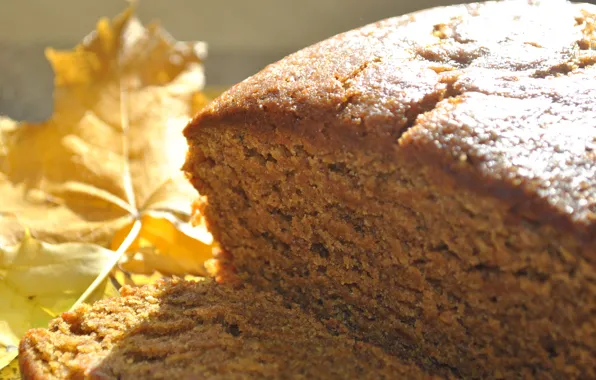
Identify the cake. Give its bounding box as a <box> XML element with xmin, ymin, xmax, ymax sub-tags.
<box><xmin>182</xmin><ymin>0</ymin><xmax>596</xmax><ymax>378</ymax></box>
<box><xmin>19</xmin><ymin>278</ymin><xmax>435</xmax><ymax>379</ymax></box>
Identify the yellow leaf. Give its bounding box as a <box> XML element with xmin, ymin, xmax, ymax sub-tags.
<box><xmin>0</xmin><ymin>359</ymin><xmax>19</xmax><ymax>380</ymax></box>
<box><xmin>0</xmin><ymin>8</ymin><xmax>214</xmax><ymax>374</ymax></box>
<box><xmin>0</xmin><ymin>215</ymin><xmax>25</xmax><ymax>248</ymax></box>
<box><xmin>102</xmin><ymin>275</ymin><xmax>122</xmax><ymax>299</ymax></box>
<box><xmin>113</xmin><ymin>213</ymin><xmax>213</xmax><ymax>276</ymax></box>
<box><xmin>0</xmin><ymin>8</ymin><xmax>212</xmax><ymax>272</ymax></box>
<box><xmin>0</xmin><ymin>234</ymin><xmax>116</xmax><ymax>369</ymax></box>
<box><xmin>0</xmin><ymin>354</ymin><xmax>17</xmax><ymax>377</ymax></box>
<box><xmin>111</xmin><ymin>268</ymin><xmax>164</xmax><ymax>288</ymax></box>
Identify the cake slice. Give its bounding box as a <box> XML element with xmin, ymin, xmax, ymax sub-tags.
<box><xmin>19</xmin><ymin>278</ymin><xmax>434</xmax><ymax>379</ymax></box>
<box><xmin>183</xmin><ymin>1</ymin><xmax>596</xmax><ymax>378</ymax></box>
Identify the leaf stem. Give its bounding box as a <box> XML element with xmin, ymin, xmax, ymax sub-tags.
<box><xmin>119</xmin><ymin>79</ymin><xmax>138</xmax><ymax>214</ymax></box>
<box><xmin>69</xmin><ymin>219</ymin><xmax>142</xmax><ymax>311</ymax></box>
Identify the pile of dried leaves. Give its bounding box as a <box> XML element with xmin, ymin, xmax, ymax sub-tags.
<box><xmin>0</xmin><ymin>8</ymin><xmax>217</xmax><ymax>378</ymax></box>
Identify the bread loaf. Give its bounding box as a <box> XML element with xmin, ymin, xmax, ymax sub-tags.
<box><xmin>20</xmin><ymin>279</ymin><xmax>433</xmax><ymax>379</ymax></box>
<box><xmin>183</xmin><ymin>1</ymin><xmax>596</xmax><ymax>378</ymax></box>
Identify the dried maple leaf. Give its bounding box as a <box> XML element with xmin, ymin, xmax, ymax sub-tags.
<box><xmin>0</xmin><ymin>359</ymin><xmax>19</xmax><ymax>380</ymax></box>
<box><xmin>0</xmin><ymin>232</ymin><xmax>116</xmax><ymax>369</ymax></box>
<box><xmin>0</xmin><ymin>9</ymin><xmax>213</xmax><ymax>282</ymax></box>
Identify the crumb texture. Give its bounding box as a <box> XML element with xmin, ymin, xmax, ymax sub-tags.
<box><xmin>19</xmin><ymin>279</ymin><xmax>434</xmax><ymax>380</ymax></box>
<box><xmin>187</xmin><ymin>0</ymin><xmax>596</xmax><ymax>237</ymax></box>
<box><xmin>183</xmin><ymin>1</ymin><xmax>596</xmax><ymax>379</ymax></box>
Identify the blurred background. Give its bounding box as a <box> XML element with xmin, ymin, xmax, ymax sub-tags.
<box><xmin>1</xmin><ymin>0</ymin><xmax>595</xmax><ymax>121</ymax></box>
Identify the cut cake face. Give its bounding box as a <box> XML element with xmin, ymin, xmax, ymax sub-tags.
<box><xmin>20</xmin><ymin>279</ymin><xmax>434</xmax><ymax>379</ymax></box>
<box><xmin>183</xmin><ymin>1</ymin><xmax>596</xmax><ymax>378</ymax></box>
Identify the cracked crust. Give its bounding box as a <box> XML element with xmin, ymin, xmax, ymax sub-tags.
<box><xmin>182</xmin><ymin>0</ymin><xmax>596</xmax><ymax>378</ymax></box>
<box><xmin>185</xmin><ymin>0</ymin><xmax>596</xmax><ymax>242</ymax></box>
<box><xmin>18</xmin><ymin>2</ymin><xmax>596</xmax><ymax>379</ymax></box>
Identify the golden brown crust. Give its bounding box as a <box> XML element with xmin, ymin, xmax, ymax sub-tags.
<box><xmin>18</xmin><ymin>334</ymin><xmax>45</xmax><ymax>380</ymax></box>
<box><xmin>401</xmin><ymin>77</ymin><xmax>596</xmax><ymax>247</ymax></box>
<box><xmin>182</xmin><ymin>1</ymin><xmax>596</xmax><ymax>378</ymax></box>
<box><xmin>184</xmin><ymin>0</ymin><xmax>596</xmax><ymax>244</ymax></box>
<box><xmin>20</xmin><ymin>1</ymin><xmax>596</xmax><ymax>378</ymax></box>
